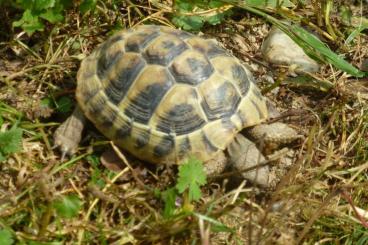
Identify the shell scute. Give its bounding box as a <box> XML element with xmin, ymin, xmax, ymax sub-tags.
<box><xmin>104</xmin><ymin>53</ymin><xmax>146</xmax><ymax>105</ymax></box>
<box><xmin>169</xmin><ymin>50</ymin><xmax>214</xmax><ymax>85</ymax></box>
<box><xmin>198</xmin><ymin>75</ymin><xmax>241</xmax><ymax>121</ymax></box>
<box><xmin>144</xmin><ymin>34</ymin><xmax>188</xmax><ymax>65</ymax></box>
<box><xmin>122</xmin><ymin>66</ymin><xmax>175</xmax><ymax>124</ymax></box>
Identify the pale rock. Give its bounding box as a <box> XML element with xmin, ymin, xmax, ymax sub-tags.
<box><xmin>261</xmin><ymin>27</ymin><xmax>320</xmax><ymax>73</ymax></box>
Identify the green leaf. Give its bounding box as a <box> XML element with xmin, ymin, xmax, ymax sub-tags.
<box><xmin>53</xmin><ymin>194</ymin><xmax>82</xmax><ymax>218</ymax></box>
<box><xmin>13</xmin><ymin>9</ymin><xmax>44</xmax><ymax>35</ymax></box>
<box><xmin>16</xmin><ymin>0</ymin><xmax>33</xmax><ymax>9</ymax></box>
<box><xmin>246</xmin><ymin>0</ymin><xmax>294</xmax><ymax>8</ymax></box>
<box><xmin>204</xmin><ymin>13</ymin><xmax>225</xmax><ymax>25</ymax></box>
<box><xmin>0</xmin><ymin>127</ymin><xmax>23</xmax><ymax>162</ymax></box>
<box><xmin>87</xmin><ymin>155</ymin><xmax>106</xmax><ymax>188</ymax></box>
<box><xmin>56</xmin><ymin>96</ymin><xmax>73</xmax><ymax>113</ymax></box>
<box><xmin>176</xmin><ymin>158</ymin><xmax>206</xmax><ymax>202</ymax></box>
<box><xmin>162</xmin><ymin>187</ymin><xmax>177</xmax><ymax>218</ymax></box>
<box><xmin>172</xmin><ymin>15</ymin><xmax>204</xmax><ymax>31</ymax></box>
<box><xmin>40</xmin><ymin>9</ymin><xmax>64</xmax><ymax>23</ymax></box>
<box><xmin>289</xmin><ymin>25</ymin><xmax>366</xmax><ymax>77</ymax></box>
<box><xmin>34</xmin><ymin>0</ymin><xmax>56</xmax><ymax>11</ymax></box>
<box><xmin>0</xmin><ymin>229</ymin><xmax>13</xmax><ymax>245</ymax></box>
<box><xmin>209</xmin><ymin>0</ymin><xmax>225</xmax><ymax>8</ymax></box>
<box><xmin>80</xmin><ymin>0</ymin><xmax>97</xmax><ymax>14</ymax></box>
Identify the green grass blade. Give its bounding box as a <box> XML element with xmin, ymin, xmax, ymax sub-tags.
<box><xmin>222</xmin><ymin>1</ymin><xmax>367</xmax><ymax>78</ymax></box>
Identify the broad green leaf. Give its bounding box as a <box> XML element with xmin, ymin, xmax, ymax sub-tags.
<box><xmin>0</xmin><ymin>152</ymin><xmax>5</xmax><ymax>162</ymax></box>
<box><xmin>0</xmin><ymin>229</ymin><xmax>13</xmax><ymax>245</ymax></box>
<box><xmin>0</xmin><ymin>127</ymin><xmax>23</xmax><ymax>162</ymax></box>
<box><xmin>205</xmin><ymin>13</ymin><xmax>225</xmax><ymax>25</ymax></box>
<box><xmin>209</xmin><ymin>0</ymin><xmax>226</xmax><ymax>8</ymax></box>
<box><xmin>172</xmin><ymin>15</ymin><xmax>204</xmax><ymax>31</ymax></box>
<box><xmin>176</xmin><ymin>158</ymin><xmax>206</xmax><ymax>202</ymax></box>
<box><xmin>53</xmin><ymin>194</ymin><xmax>82</xmax><ymax>218</ymax></box>
<box><xmin>40</xmin><ymin>9</ymin><xmax>64</xmax><ymax>23</ymax></box>
<box><xmin>174</xmin><ymin>0</ymin><xmax>193</xmax><ymax>11</ymax></box>
<box><xmin>60</xmin><ymin>0</ymin><xmax>73</xmax><ymax>8</ymax></box>
<box><xmin>56</xmin><ymin>96</ymin><xmax>73</xmax><ymax>113</ymax></box>
<box><xmin>34</xmin><ymin>0</ymin><xmax>56</xmax><ymax>11</ymax></box>
<box><xmin>16</xmin><ymin>0</ymin><xmax>33</xmax><ymax>9</ymax></box>
<box><xmin>80</xmin><ymin>0</ymin><xmax>97</xmax><ymax>14</ymax></box>
<box><xmin>13</xmin><ymin>9</ymin><xmax>44</xmax><ymax>35</ymax></box>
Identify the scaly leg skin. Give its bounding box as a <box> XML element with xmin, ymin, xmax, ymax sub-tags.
<box><xmin>247</xmin><ymin>122</ymin><xmax>302</xmax><ymax>153</ymax></box>
<box><xmin>53</xmin><ymin>106</ymin><xmax>86</xmax><ymax>161</ymax></box>
<box><xmin>203</xmin><ymin>151</ymin><xmax>227</xmax><ymax>177</ymax></box>
<box><xmin>228</xmin><ymin>134</ymin><xmax>270</xmax><ymax>187</ymax></box>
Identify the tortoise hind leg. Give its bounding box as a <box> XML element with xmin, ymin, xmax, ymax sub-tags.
<box><xmin>54</xmin><ymin>106</ymin><xmax>86</xmax><ymax>160</ymax></box>
<box><xmin>228</xmin><ymin>134</ymin><xmax>269</xmax><ymax>187</ymax></box>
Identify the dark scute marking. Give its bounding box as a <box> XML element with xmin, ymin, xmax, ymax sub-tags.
<box><xmin>125</xmin><ymin>31</ymin><xmax>160</xmax><ymax>52</ymax></box>
<box><xmin>236</xmin><ymin>111</ymin><xmax>248</xmax><ymax>127</ymax></box>
<box><xmin>250</xmin><ymin>99</ymin><xmax>265</xmax><ymax>119</ymax></box>
<box><xmin>124</xmin><ymin>77</ymin><xmax>174</xmax><ymax>124</ymax></box>
<box><xmin>188</xmin><ymin>58</ymin><xmax>207</xmax><ymax>74</ymax></box>
<box><xmin>100</xmin><ymin>109</ymin><xmax>118</xmax><ymax>128</ymax></box>
<box><xmin>252</xmin><ymin>87</ymin><xmax>264</xmax><ymax>101</ymax></box>
<box><xmin>115</xmin><ymin>120</ymin><xmax>132</xmax><ymax>139</ymax></box>
<box><xmin>97</xmin><ymin>50</ymin><xmax>124</xmax><ymax>80</ymax></box>
<box><xmin>81</xmin><ymin>87</ymin><xmax>99</xmax><ymax>104</ymax></box>
<box><xmin>156</xmin><ymin>103</ymin><xmax>206</xmax><ymax>135</ymax></box>
<box><xmin>97</xmin><ymin>35</ymin><xmax>124</xmax><ymax>55</ymax></box>
<box><xmin>144</xmin><ymin>41</ymin><xmax>188</xmax><ymax>66</ymax></box>
<box><xmin>221</xmin><ymin>118</ymin><xmax>236</xmax><ymax>130</ymax></box>
<box><xmin>231</xmin><ymin>64</ymin><xmax>250</xmax><ymax>96</ymax></box>
<box><xmin>201</xmin><ymin>131</ymin><xmax>218</xmax><ymax>153</ymax></box>
<box><xmin>162</xmin><ymin>40</ymin><xmax>175</xmax><ymax>49</ymax></box>
<box><xmin>153</xmin><ymin>135</ymin><xmax>175</xmax><ymax>157</ymax></box>
<box><xmin>176</xmin><ymin>31</ymin><xmax>194</xmax><ymax>40</ymax></box>
<box><xmin>135</xmin><ymin>128</ymin><xmax>151</xmax><ymax>148</ymax></box>
<box><xmin>178</xmin><ymin>136</ymin><xmax>191</xmax><ymax>157</ymax></box>
<box><xmin>88</xmin><ymin>97</ymin><xmax>106</xmax><ymax>115</ymax></box>
<box><xmin>206</xmin><ymin>44</ymin><xmax>228</xmax><ymax>58</ymax></box>
<box><xmin>201</xmin><ymin>82</ymin><xmax>241</xmax><ymax>121</ymax></box>
<box><xmin>104</xmin><ymin>56</ymin><xmax>145</xmax><ymax>105</ymax></box>
<box><xmin>170</xmin><ymin>56</ymin><xmax>214</xmax><ymax>85</ymax></box>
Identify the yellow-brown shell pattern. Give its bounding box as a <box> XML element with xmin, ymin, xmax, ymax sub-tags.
<box><xmin>76</xmin><ymin>25</ymin><xmax>268</xmax><ymax>165</ymax></box>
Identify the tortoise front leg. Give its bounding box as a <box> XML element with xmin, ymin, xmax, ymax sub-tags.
<box><xmin>54</xmin><ymin>106</ymin><xmax>86</xmax><ymax>160</ymax></box>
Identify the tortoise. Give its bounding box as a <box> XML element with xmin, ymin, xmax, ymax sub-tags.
<box><xmin>54</xmin><ymin>25</ymin><xmax>300</xmax><ymax>186</ymax></box>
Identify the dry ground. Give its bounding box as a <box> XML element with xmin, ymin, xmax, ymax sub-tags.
<box><xmin>0</xmin><ymin>1</ymin><xmax>368</xmax><ymax>244</ymax></box>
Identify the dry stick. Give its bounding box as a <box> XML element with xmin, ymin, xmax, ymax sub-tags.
<box><xmin>110</xmin><ymin>142</ymin><xmax>146</xmax><ymax>189</ymax></box>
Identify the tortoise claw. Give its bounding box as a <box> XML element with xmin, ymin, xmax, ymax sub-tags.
<box><xmin>53</xmin><ymin>107</ymin><xmax>86</xmax><ymax>161</ymax></box>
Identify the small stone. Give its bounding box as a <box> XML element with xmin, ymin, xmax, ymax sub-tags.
<box><xmin>261</xmin><ymin>27</ymin><xmax>320</xmax><ymax>73</ymax></box>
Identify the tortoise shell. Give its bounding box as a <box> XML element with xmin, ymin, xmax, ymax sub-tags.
<box><xmin>76</xmin><ymin>25</ymin><xmax>268</xmax><ymax>165</ymax></box>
